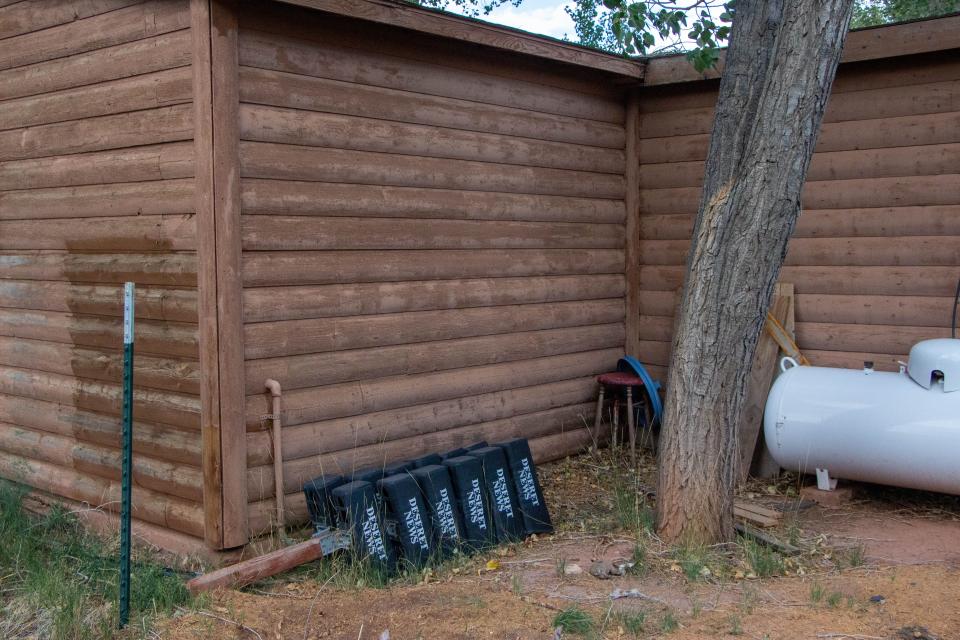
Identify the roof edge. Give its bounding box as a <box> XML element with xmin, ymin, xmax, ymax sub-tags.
<box><xmin>273</xmin><ymin>0</ymin><xmax>645</xmax><ymax>79</ymax></box>
<box><xmin>643</xmin><ymin>12</ymin><xmax>960</xmax><ymax>86</ymax></box>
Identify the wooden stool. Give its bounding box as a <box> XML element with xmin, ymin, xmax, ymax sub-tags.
<box><xmin>594</xmin><ymin>371</ymin><xmax>646</xmax><ymax>464</ymax></box>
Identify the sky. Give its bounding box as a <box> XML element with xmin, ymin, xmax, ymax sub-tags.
<box><xmin>456</xmin><ymin>0</ymin><xmax>575</xmax><ymax>40</ymax></box>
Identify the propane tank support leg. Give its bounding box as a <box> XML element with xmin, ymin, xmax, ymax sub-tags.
<box><xmin>815</xmin><ymin>468</ymin><xmax>837</xmax><ymax>491</ymax></box>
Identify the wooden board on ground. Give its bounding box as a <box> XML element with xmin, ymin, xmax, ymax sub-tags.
<box><xmin>737</xmin><ymin>283</ymin><xmax>793</xmax><ymax>482</ymax></box>
<box><xmin>733</xmin><ymin>499</ymin><xmax>783</xmax><ymax>528</ymax></box>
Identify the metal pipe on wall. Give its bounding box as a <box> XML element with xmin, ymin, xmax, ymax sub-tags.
<box><xmin>265</xmin><ymin>379</ymin><xmax>285</xmax><ymax>528</ymax></box>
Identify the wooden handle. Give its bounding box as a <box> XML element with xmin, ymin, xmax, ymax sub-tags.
<box><xmin>186</xmin><ymin>537</ymin><xmax>322</xmax><ymax>594</ymax></box>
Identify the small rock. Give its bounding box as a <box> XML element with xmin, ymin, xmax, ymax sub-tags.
<box><xmin>589</xmin><ymin>561</ymin><xmax>613</xmax><ymax>579</ymax></box>
<box><xmin>563</xmin><ymin>563</ymin><xmax>583</xmax><ymax>576</ymax></box>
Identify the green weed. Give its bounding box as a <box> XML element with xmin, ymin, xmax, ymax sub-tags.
<box><xmin>810</xmin><ymin>582</ymin><xmax>825</xmax><ymax>604</ymax></box>
<box><xmin>627</xmin><ymin>540</ymin><xmax>648</xmax><ymax>576</ymax></box>
<box><xmin>741</xmin><ymin>537</ymin><xmax>784</xmax><ymax>578</ymax></box>
<box><xmin>553</xmin><ymin>606</ymin><xmax>595</xmax><ymax>636</ymax></box>
<box><xmin>615</xmin><ymin>610</ymin><xmax>646</xmax><ymax>637</ymax></box>
<box><xmin>826</xmin><ymin>591</ymin><xmax>843</xmax><ymax>608</ymax></box>
<box><xmin>672</xmin><ymin>543</ymin><xmax>715</xmax><ymax>582</ymax></box>
<box><xmin>729</xmin><ymin>613</ymin><xmax>744</xmax><ymax>635</ymax></box>
<box><xmin>845</xmin><ymin>544</ymin><xmax>866</xmax><ymax>568</ymax></box>
<box><xmin>660</xmin><ymin>610</ymin><xmax>679</xmax><ymax>633</ymax></box>
<box><xmin>613</xmin><ymin>484</ymin><xmax>655</xmax><ymax>534</ymax></box>
<box><xmin>555</xmin><ymin>556</ymin><xmax>568</xmax><ymax>577</ymax></box>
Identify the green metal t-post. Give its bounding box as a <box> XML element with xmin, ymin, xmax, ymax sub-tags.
<box><xmin>119</xmin><ymin>282</ymin><xmax>135</xmax><ymax>628</ymax></box>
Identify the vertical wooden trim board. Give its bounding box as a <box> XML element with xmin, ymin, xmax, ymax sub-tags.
<box><xmin>191</xmin><ymin>0</ymin><xmax>222</xmax><ymax>549</ymax></box>
<box><xmin>192</xmin><ymin>0</ymin><xmax>248</xmax><ymax>549</ymax></box>
<box><xmin>624</xmin><ymin>90</ymin><xmax>641</xmax><ymax>358</ymax></box>
<box><xmin>211</xmin><ymin>0</ymin><xmax>248</xmax><ymax>549</ymax></box>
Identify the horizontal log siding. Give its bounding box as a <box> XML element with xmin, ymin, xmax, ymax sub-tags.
<box><xmin>636</xmin><ymin>50</ymin><xmax>960</xmax><ymax>380</ymax></box>
<box><xmin>236</xmin><ymin>13</ymin><xmax>626</xmax><ymax>535</ymax></box>
<box><xmin>0</xmin><ymin>0</ymin><xmax>203</xmax><ymax>538</ymax></box>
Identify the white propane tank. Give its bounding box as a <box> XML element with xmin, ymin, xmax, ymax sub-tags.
<box><xmin>763</xmin><ymin>339</ymin><xmax>960</xmax><ymax>495</ymax></box>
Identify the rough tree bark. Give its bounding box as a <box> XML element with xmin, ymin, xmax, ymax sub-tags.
<box><xmin>656</xmin><ymin>0</ymin><xmax>855</xmax><ymax>544</ymax></box>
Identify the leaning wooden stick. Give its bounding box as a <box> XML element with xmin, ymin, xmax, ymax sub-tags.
<box><xmin>187</xmin><ymin>537</ymin><xmax>325</xmax><ymax>594</ymax></box>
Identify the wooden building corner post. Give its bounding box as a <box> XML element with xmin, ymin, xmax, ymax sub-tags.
<box><xmin>192</xmin><ymin>0</ymin><xmax>248</xmax><ymax>549</ymax></box>
<box><xmin>624</xmin><ymin>88</ymin><xmax>641</xmax><ymax>359</ymax></box>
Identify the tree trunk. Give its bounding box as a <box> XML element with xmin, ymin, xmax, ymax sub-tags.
<box><xmin>655</xmin><ymin>0</ymin><xmax>855</xmax><ymax>545</ymax></box>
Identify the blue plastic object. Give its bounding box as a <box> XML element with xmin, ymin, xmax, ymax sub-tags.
<box><xmin>617</xmin><ymin>356</ymin><xmax>663</xmax><ymax>425</ymax></box>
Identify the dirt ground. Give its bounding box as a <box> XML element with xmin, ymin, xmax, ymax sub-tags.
<box><xmin>157</xmin><ymin>452</ymin><xmax>960</xmax><ymax>640</ymax></box>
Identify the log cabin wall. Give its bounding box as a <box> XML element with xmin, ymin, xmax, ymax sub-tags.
<box><xmin>635</xmin><ymin>48</ymin><xmax>960</xmax><ymax>380</ymax></box>
<box><xmin>0</xmin><ymin>1</ymin><xmax>205</xmax><ymax>542</ymax></box>
<box><xmin>233</xmin><ymin>3</ymin><xmax>630</xmax><ymax>536</ymax></box>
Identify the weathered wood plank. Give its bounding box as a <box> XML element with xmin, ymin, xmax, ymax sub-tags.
<box><xmin>243</xmin><ymin>275</ymin><xmax>624</xmax><ymax>323</ymax></box>
<box><xmin>245</xmin><ymin>348</ymin><xmax>620</xmax><ymax>429</ymax></box>
<box><xmin>0</xmin><ymin>307</ymin><xmax>197</xmax><ymax>358</ymax></box>
<box><xmin>640</xmin><ymin>206</ymin><xmax>960</xmax><ymax>241</ymax></box>
<box><xmin>208</xmin><ymin>0</ymin><xmax>247</xmax><ymax>549</ymax></box>
<box><xmin>0</xmin><ymin>0</ymin><xmax>190</xmax><ymax>71</ymax></box>
<box><xmin>0</xmin><ymin>280</ymin><xmax>196</xmax><ymax>322</ymax></box>
<box><xmin>257</xmin><ymin>0</ymin><xmax>642</xmax><ymax>78</ymax></box>
<box><xmin>795</xmin><ymin>321</ymin><xmax>950</xmax><ymax>355</ymax></box>
<box><xmin>238</xmin><ymin>66</ymin><xmax>626</xmax><ymax>149</ymax></box>
<box><xmin>639</xmin><ymin>143</ymin><xmax>960</xmax><ymax>189</ymax></box>
<box><xmin>0</xmin><ymin>142</ymin><xmax>194</xmax><ymax>191</ymax></box>
<box><xmin>794</xmin><ymin>293</ymin><xmax>954</xmax><ymax>327</ymax></box>
<box><xmin>0</xmin><ymin>179</ymin><xmax>194</xmax><ymax>221</ymax></box>
<box><xmin>0</xmin><ymin>215</ymin><xmax>196</xmax><ymax>251</ymax></box>
<box><xmin>0</xmin><ymin>251</ymin><xmax>197</xmax><ymax>286</ymax></box>
<box><xmin>246</xmin><ymin>377</ymin><xmax>598</xmax><ymax>471</ymax></box>
<box><xmin>239</xmin><ymin>104</ymin><xmax>624</xmax><ymax>173</ymax></box>
<box><xmin>0</xmin><ymin>423</ymin><xmax>201</xmax><ymax>502</ymax></box>
<box><xmin>246</xmin><ymin>402</ymin><xmax>597</xmax><ymax>527</ymax></box>
<box><xmin>639</xmin><ymin>265</ymin><xmax>960</xmax><ymax>298</ymax></box>
<box><xmin>640</xmin><ymin>174</ymin><xmax>960</xmax><ymax>215</ymax></box>
<box><xmin>239</xmin><ymin>141</ymin><xmax>625</xmax><ymax>199</ymax></box>
<box><xmin>639</xmin><ymin>80</ymin><xmax>960</xmax><ymax>138</ymax></box>
<box><xmin>0</xmin><ymin>65</ymin><xmax>192</xmax><ymax>131</ymax></box>
<box><xmin>238</xmin><ymin>29</ymin><xmax>625</xmax><ymax>123</ymax></box>
<box><xmin>638</xmin><ymin>56</ymin><xmax>960</xmax><ymax>113</ymax></box>
<box><xmin>0</xmin><ymin>30</ymin><xmax>191</xmax><ymax>102</ymax></box>
<box><xmin>242</xmin><ymin>216</ymin><xmax>622</xmax><ymax>251</ymax></box>
<box><xmin>0</xmin><ymin>335</ymin><xmax>200</xmax><ymax>394</ymax></box>
<box><xmin>245</xmin><ymin>323</ymin><xmax>624</xmax><ymax>394</ymax></box>
<box><xmin>737</xmin><ymin>286</ymin><xmax>791</xmax><ymax>481</ymax></box>
<box><xmin>0</xmin><ymin>0</ymin><xmax>142</xmax><ymax>40</ymax></box>
<box><xmin>237</xmin><ymin>1</ymin><xmax>623</xmax><ymax>98</ymax></box>
<box><xmin>638</xmin><ymin>112</ymin><xmax>960</xmax><ymax>164</ymax></box>
<box><xmin>0</xmin><ymin>365</ymin><xmax>200</xmax><ymax>430</ymax></box>
<box><xmin>0</xmin><ymin>393</ymin><xmax>200</xmax><ymax>465</ymax></box>
<box><xmin>241</xmin><ymin>179</ymin><xmax>625</xmax><ymax>224</ymax></box>
<box><xmin>639</xmin><ymin>235</ymin><xmax>960</xmax><ymax>267</ymax></box>
<box><xmin>243</xmin><ymin>249</ymin><xmax>624</xmax><ymax>287</ymax></box>
<box><xmin>0</xmin><ymin>449</ymin><xmax>203</xmax><ymax>537</ymax></box>
<box><xmin>0</xmin><ymin>104</ymin><xmax>193</xmax><ymax>162</ymax></box>
<box><xmin>191</xmin><ymin>0</ymin><xmax>223</xmax><ymax>549</ymax></box>
<box><xmin>640</xmin><ymin>144</ymin><xmax>960</xmax><ymax>189</ymax></box>
<box><xmin>244</xmin><ymin>299</ymin><xmax>625</xmax><ymax>359</ymax></box>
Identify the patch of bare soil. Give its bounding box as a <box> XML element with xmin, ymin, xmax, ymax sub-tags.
<box><xmin>158</xmin><ymin>451</ymin><xmax>960</xmax><ymax>640</ymax></box>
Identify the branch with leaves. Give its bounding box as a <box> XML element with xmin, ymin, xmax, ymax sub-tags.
<box><xmin>602</xmin><ymin>0</ymin><xmax>733</xmax><ymax>69</ymax></box>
